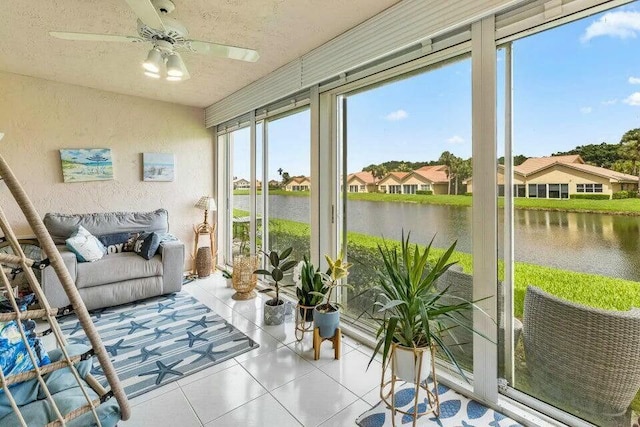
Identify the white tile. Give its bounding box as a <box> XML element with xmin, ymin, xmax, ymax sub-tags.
<box><xmin>176</xmin><ymin>357</ymin><xmax>237</xmax><ymax>387</ymax></box>
<box><xmin>128</xmin><ymin>381</ymin><xmax>179</xmax><ymax>407</ymax></box>
<box><xmin>184</xmin><ymin>284</ymin><xmax>233</xmax><ymax>318</ymax></box>
<box><xmin>319</xmin><ymin>349</ymin><xmax>382</xmax><ymax>397</ymax></box>
<box><xmin>228</xmin><ymin>311</ymin><xmax>261</xmax><ymax>333</ymax></box>
<box><xmin>234</xmin><ymin>327</ymin><xmax>284</xmax><ymax>362</ymax></box>
<box><xmin>242</xmin><ymin>346</ymin><xmax>316</xmax><ymax>391</ymax></box>
<box><xmin>259</xmin><ymin>315</ymin><xmax>299</xmax><ymax>345</ymax></box>
<box><xmin>319</xmin><ymin>399</ymin><xmax>372</xmax><ymax>427</ymax></box>
<box><xmin>180</xmin><ymin>364</ymin><xmax>267</xmax><ymax>424</ymax></box>
<box><xmin>122</xmin><ymin>388</ymin><xmax>201</xmax><ymax>427</ymax></box>
<box><xmin>271</xmin><ymin>369</ymin><xmax>359</xmax><ymax>427</ymax></box>
<box><xmin>287</xmin><ymin>335</ymin><xmax>357</xmax><ymax>367</ymax></box>
<box><xmin>361</xmin><ymin>386</ymin><xmax>381</xmax><ymax>406</ymax></box>
<box><xmin>204</xmin><ymin>393</ymin><xmax>302</xmax><ymax>427</ymax></box>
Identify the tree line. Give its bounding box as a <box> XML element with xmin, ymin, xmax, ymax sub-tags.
<box><xmin>360</xmin><ymin>128</ymin><xmax>640</xmax><ymax>195</ymax></box>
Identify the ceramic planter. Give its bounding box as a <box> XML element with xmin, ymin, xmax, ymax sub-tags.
<box><xmin>313</xmin><ymin>305</ymin><xmax>340</xmax><ymax>338</ymax></box>
<box><xmin>264</xmin><ymin>300</ymin><xmax>286</xmax><ymax>325</ymax></box>
<box><xmin>392</xmin><ymin>343</ymin><xmax>432</xmax><ymax>383</ymax></box>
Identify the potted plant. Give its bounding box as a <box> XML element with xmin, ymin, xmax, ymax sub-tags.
<box><xmin>221</xmin><ymin>268</ymin><xmax>233</xmax><ymax>288</ymax></box>
<box><xmin>231</xmin><ymin>219</ymin><xmax>258</xmax><ymax>300</ymax></box>
<box><xmin>312</xmin><ymin>252</ymin><xmax>352</xmax><ymax>338</ymax></box>
<box><xmin>293</xmin><ymin>256</ymin><xmax>328</xmax><ymax>322</ymax></box>
<box><xmin>254</xmin><ymin>247</ymin><xmax>297</xmax><ymax>326</ymax></box>
<box><xmin>368</xmin><ymin>232</ymin><xmax>487</xmax><ymax>385</ymax></box>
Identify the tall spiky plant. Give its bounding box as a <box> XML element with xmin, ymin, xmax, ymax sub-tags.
<box><xmin>368</xmin><ymin>231</ymin><xmax>489</xmax><ymax>380</ymax></box>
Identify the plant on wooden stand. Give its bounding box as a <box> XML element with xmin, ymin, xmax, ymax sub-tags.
<box><xmin>311</xmin><ymin>252</ymin><xmax>352</xmax><ymax>338</ymax></box>
<box><xmin>254</xmin><ymin>247</ymin><xmax>297</xmax><ymax>326</ymax></box>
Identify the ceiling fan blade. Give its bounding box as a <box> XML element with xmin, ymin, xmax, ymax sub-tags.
<box><xmin>123</xmin><ymin>0</ymin><xmax>165</xmax><ymax>31</ymax></box>
<box><xmin>188</xmin><ymin>40</ymin><xmax>259</xmax><ymax>62</ymax></box>
<box><xmin>50</xmin><ymin>31</ymin><xmax>144</xmax><ymax>43</ymax></box>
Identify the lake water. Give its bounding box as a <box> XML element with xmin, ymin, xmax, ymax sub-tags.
<box><xmin>234</xmin><ymin>195</ymin><xmax>640</xmax><ymax>281</ymax></box>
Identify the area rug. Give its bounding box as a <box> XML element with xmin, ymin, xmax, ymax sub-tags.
<box><xmin>57</xmin><ymin>291</ymin><xmax>258</xmax><ymax>398</ymax></box>
<box><xmin>357</xmin><ymin>376</ymin><xmax>522</xmax><ymax>426</ymax></box>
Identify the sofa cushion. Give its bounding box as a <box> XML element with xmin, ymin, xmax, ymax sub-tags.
<box><xmin>97</xmin><ymin>232</ymin><xmax>137</xmax><ymax>254</ymax></box>
<box><xmin>132</xmin><ymin>232</ymin><xmax>162</xmax><ymax>260</ymax></box>
<box><xmin>44</xmin><ymin>209</ymin><xmax>169</xmax><ymax>245</ymax></box>
<box><xmin>76</xmin><ymin>252</ymin><xmax>162</xmax><ymax>289</ymax></box>
<box><xmin>65</xmin><ymin>226</ymin><xmax>106</xmax><ymax>263</ymax></box>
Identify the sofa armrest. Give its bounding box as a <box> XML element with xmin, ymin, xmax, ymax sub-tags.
<box><xmin>41</xmin><ymin>246</ymin><xmax>77</xmax><ymax>308</ymax></box>
<box><xmin>159</xmin><ymin>240</ymin><xmax>185</xmax><ymax>294</ymax></box>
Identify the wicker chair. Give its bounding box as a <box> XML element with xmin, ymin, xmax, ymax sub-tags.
<box><xmin>523</xmin><ymin>286</ymin><xmax>640</xmax><ymax>418</ymax></box>
<box><xmin>435</xmin><ymin>267</ymin><xmax>523</xmax><ymax>373</ymax></box>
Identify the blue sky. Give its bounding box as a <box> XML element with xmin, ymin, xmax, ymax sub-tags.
<box><xmin>233</xmin><ymin>2</ymin><xmax>640</xmax><ymax>180</ymax></box>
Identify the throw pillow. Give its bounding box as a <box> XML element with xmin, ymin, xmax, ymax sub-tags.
<box><xmin>65</xmin><ymin>226</ymin><xmax>106</xmax><ymax>262</ymax></box>
<box><xmin>132</xmin><ymin>232</ymin><xmax>161</xmax><ymax>260</ymax></box>
<box><xmin>96</xmin><ymin>232</ymin><xmax>132</xmax><ymax>255</ymax></box>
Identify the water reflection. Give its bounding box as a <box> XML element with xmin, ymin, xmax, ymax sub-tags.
<box><xmin>236</xmin><ymin>195</ymin><xmax>640</xmax><ymax>280</ymax></box>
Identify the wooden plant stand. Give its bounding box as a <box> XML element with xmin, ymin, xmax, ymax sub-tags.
<box><xmin>313</xmin><ymin>327</ymin><xmax>341</xmax><ymax>360</ymax></box>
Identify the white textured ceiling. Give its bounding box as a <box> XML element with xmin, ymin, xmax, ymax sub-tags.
<box><xmin>0</xmin><ymin>1</ymin><xmax>399</xmax><ymax>108</ymax></box>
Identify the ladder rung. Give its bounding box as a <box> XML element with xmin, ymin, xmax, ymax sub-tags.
<box><xmin>0</xmin><ymin>253</ymin><xmax>34</xmax><ymax>268</ymax></box>
<box><xmin>0</xmin><ymin>354</ymin><xmax>84</xmax><ymax>387</ymax></box>
<box><xmin>0</xmin><ymin>308</ymin><xmax>58</xmax><ymax>322</ymax></box>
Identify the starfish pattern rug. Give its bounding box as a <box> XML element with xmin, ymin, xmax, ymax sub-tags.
<box><xmin>57</xmin><ymin>291</ymin><xmax>258</xmax><ymax>398</ymax></box>
<box><xmin>357</xmin><ymin>376</ymin><xmax>522</xmax><ymax>427</ymax></box>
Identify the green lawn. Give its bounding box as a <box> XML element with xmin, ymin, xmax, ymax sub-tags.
<box><xmin>233</xmin><ymin>189</ymin><xmax>640</xmax><ymax>215</ymax></box>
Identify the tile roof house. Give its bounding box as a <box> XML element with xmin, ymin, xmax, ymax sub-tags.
<box><xmin>346</xmin><ymin>171</ymin><xmax>378</xmax><ymax>193</ymax></box>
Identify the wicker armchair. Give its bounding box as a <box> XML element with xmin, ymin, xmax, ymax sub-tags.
<box><xmin>523</xmin><ymin>286</ymin><xmax>640</xmax><ymax>418</ymax></box>
<box><xmin>435</xmin><ymin>267</ymin><xmax>523</xmax><ymax>372</ymax></box>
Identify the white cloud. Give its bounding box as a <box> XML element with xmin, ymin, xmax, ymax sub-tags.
<box><xmin>623</xmin><ymin>92</ymin><xmax>640</xmax><ymax>106</ymax></box>
<box><xmin>581</xmin><ymin>11</ymin><xmax>640</xmax><ymax>42</ymax></box>
<box><xmin>384</xmin><ymin>109</ymin><xmax>408</xmax><ymax>121</ymax></box>
<box><xmin>447</xmin><ymin>135</ymin><xmax>465</xmax><ymax>144</ymax></box>
<box><xmin>580</xmin><ymin>106</ymin><xmax>592</xmax><ymax>114</ymax></box>
<box><xmin>630</xmin><ymin>76</ymin><xmax>640</xmax><ymax>84</ymax></box>
<box><xmin>602</xmin><ymin>99</ymin><xmax>618</xmax><ymax>105</ymax></box>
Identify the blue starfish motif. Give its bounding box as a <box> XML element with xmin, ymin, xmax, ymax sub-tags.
<box><xmin>194</xmin><ymin>305</ymin><xmax>211</xmax><ymax>312</ymax></box>
<box><xmin>148</xmin><ymin>302</ymin><xmax>175</xmax><ymax>313</ymax></box>
<box><xmin>128</xmin><ymin>346</ymin><xmax>162</xmax><ymax>363</ymax></box>
<box><xmin>191</xmin><ymin>344</ymin><xmax>227</xmax><ymax>363</ymax></box>
<box><xmin>116</xmin><ymin>320</ymin><xmax>152</xmax><ymax>335</ymax></box>
<box><xmin>91</xmin><ymin>365</ymin><xmax>104</xmax><ymax>376</ymax></box>
<box><xmin>233</xmin><ymin>336</ymin><xmax>256</xmax><ymax>347</ymax></box>
<box><xmin>114</xmin><ymin>312</ymin><xmax>135</xmax><ymax>323</ymax></box>
<box><xmin>187</xmin><ymin>316</ymin><xmax>220</xmax><ymax>330</ymax></box>
<box><xmin>63</xmin><ymin>321</ymin><xmax>83</xmax><ymax>336</ymax></box>
<box><xmin>105</xmin><ymin>339</ymin><xmax>134</xmax><ymax>356</ymax></box>
<box><xmin>164</xmin><ymin>293</ymin><xmax>178</xmax><ymax>301</ymax></box>
<box><xmin>153</xmin><ymin>327</ymin><xmax>171</xmax><ymax>340</ymax></box>
<box><xmin>138</xmin><ymin>360</ymin><xmax>183</xmax><ymax>385</ymax></box>
<box><xmin>68</xmin><ymin>336</ymin><xmax>88</xmax><ymax>345</ymax></box>
<box><xmin>176</xmin><ymin>331</ymin><xmax>208</xmax><ymax>348</ymax></box>
<box><xmin>160</xmin><ymin>311</ymin><xmax>185</xmax><ymax>322</ymax></box>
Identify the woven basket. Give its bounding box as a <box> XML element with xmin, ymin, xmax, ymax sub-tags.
<box><xmin>196</xmin><ymin>247</ymin><xmax>212</xmax><ymax>278</ymax></box>
<box><xmin>232</xmin><ymin>255</ymin><xmax>258</xmax><ymax>300</ymax></box>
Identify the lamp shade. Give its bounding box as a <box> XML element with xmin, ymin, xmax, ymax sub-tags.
<box><xmin>195</xmin><ymin>196</ymin><xmax>216</xmax><ymax>211</ymax></box>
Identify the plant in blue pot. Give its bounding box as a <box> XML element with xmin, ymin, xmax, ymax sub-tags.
<box><xmin>312</xmin><ymin>252</ymin><xmax>352</xmax><ymax>338</ymax></box>
<box><xmin>254</xmin><ymin>247</ymin><xmax>297</xmax><ymax>326</ymax></box>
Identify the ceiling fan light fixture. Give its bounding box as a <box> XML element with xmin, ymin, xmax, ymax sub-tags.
<box><xmin>144</xmin><ymin>70</ymin><xmax>161</xmax><ymax>79</ymax></box>
<box><xmin>143</xmin><ymin>48</ymin><xmax>162</xmax><ymax>73</ymax></box>
<box><xmin>166</xmin><ymin>75</ymin><xmax>182</xmax><ymax>82</ymax></box>
<box><xmin>166</xmin><ymin>53</ymin><xmax>184</xmax><ymax>77</ymax></box>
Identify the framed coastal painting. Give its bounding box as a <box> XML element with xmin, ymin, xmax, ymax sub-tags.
<box><xmin>59</xmin><ymin>148</ymin><xmax>114</xmax><ymax>183</ymax></box>
<box><xmin>143</xmin><ymin>153</ymin><xmax>175</xmax><ymax>182</ymax></box>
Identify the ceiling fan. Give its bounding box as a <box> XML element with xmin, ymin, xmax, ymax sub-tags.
<box><xmin>49</xmin><ymin>0</ymin><xmax>259</xmax><ymax>82</ymax></box>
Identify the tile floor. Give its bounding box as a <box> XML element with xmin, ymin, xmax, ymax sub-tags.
<box><xmin>118</xmin><ymin>273</ymin><xmax>381</xmax><ymax>427</ymax></box>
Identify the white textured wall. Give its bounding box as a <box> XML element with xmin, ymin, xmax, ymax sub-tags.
<box><xmin>0</xmin><ymin>71</ymin><xmax>213</xmax><ymax>270</ymax></box>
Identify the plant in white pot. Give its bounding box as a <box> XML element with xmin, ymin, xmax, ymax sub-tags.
<box><xmin>311</xmin><ymin>253</ymin><xmax>352</xmax><ymax>339</ymax></box>
<box><xmin>294</xmin><ymin>256</ymin><xmax>328</xmax><ymax>322</ymax></box>
<box><xmin>367</xmin><ymin>232</ymin><xmax>489</xmax><ymax>417</ymax></box>
<box><xmin>221</xmin><ymin>268</ymin><xmax>233</xmax><ymax>288</ymax></box>
<box><xmin>254</xmin><ymin>247</ymin><xmax>297</xmax><ymax>326</ymax></box>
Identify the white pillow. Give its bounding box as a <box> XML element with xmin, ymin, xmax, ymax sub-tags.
<box><xmin>65</xmin><ymin>225</ymin><xmax>106</xmax><ymax>262</ymax></box>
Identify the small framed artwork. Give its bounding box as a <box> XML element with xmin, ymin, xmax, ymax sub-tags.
<box><xmin>143</xmin><ymin>153</ymin><xmax>175</xmax><ymax>182</ymax></box>
<box><xmin>60</xmin><ymin>148</ymin><xmax>114</xmax><ymax>183</ymax></box>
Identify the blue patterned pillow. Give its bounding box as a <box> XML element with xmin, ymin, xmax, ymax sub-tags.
<box><xmin>96</xmin><ymin>232</ymin><xmax>132</xmax><ymax>255</ymax></box>
<box><xmin>132</xmin><ymin>232</ymin><xmax>161</xmax><ymax>260</ymax></box>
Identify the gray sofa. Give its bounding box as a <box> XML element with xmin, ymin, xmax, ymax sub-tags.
<box><xmin>41</xmin><ymin>209</ymin><xmax>184</xmax><ymax>311</ymax></box>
